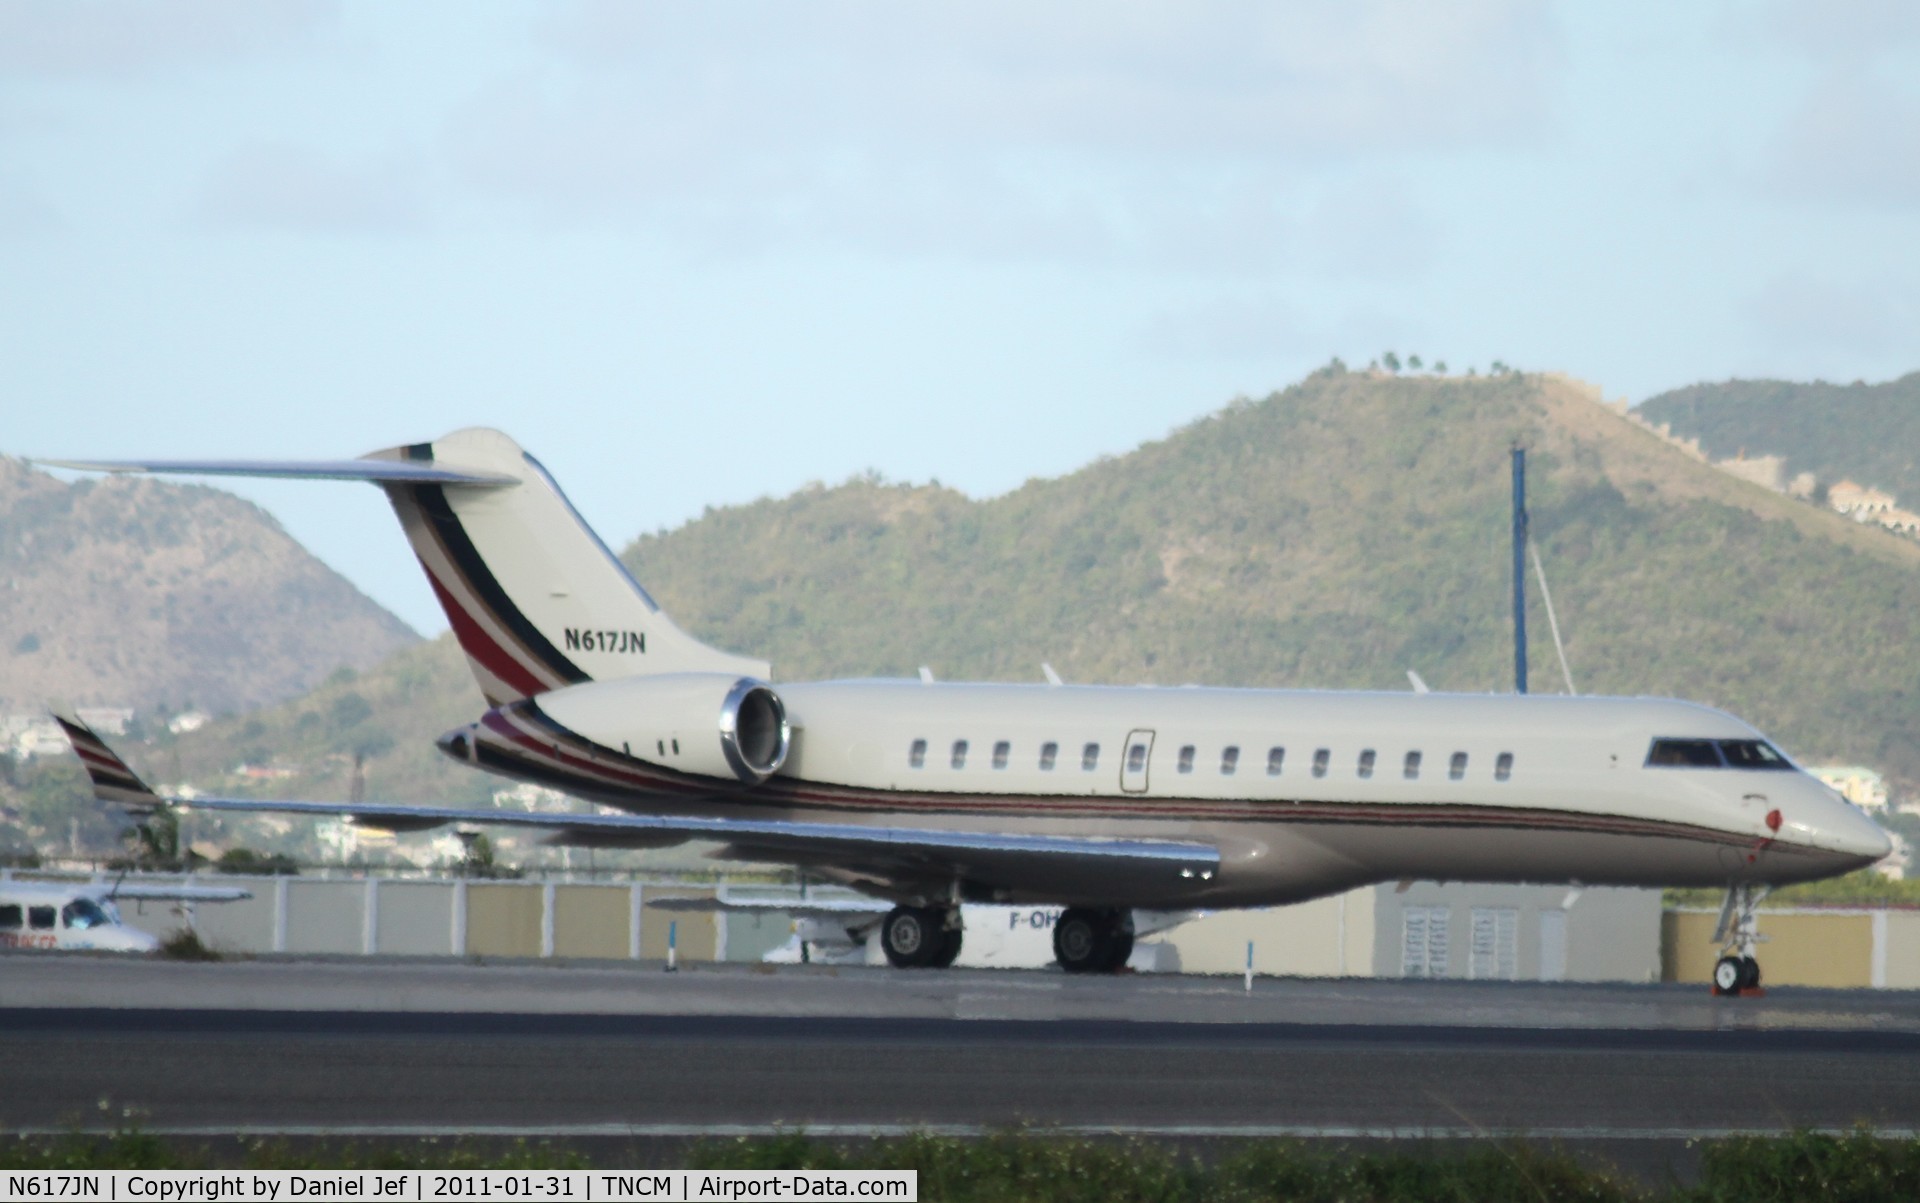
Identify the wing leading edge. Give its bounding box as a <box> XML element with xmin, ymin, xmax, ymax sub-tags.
<box><xmin>54</xmin><ymin>712</ymin><xmax>1220</xmax><ymax>903</ymax></box>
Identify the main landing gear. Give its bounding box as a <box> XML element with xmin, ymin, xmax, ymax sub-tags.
<box><xmin>1711</xmin><ymin>883</ymin><xmax>1770</xmax><ymax>997</ymax></box>
<box><xmin>879</xmin><ymin>905</ymin><xmax>963</xmax><ymax>968</ymax></box>
<box><xmin>1053</xmin><ymin>907</ymin><xmax>1135</xmax><ymax>974</ymax></box>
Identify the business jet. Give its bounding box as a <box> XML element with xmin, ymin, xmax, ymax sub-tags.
<box><xmin>42</xmin><ymin>427</ymin><xmax>1891</xmax><ymax>991</ymax></box>
<box><xmin>0</xmin><ymin>878</ymin><xmax>250</xmax><ymax>953</ymax></box>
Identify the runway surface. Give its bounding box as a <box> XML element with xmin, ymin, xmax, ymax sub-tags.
<box><xmin>5</xmin><ymin>955</ymin><xmax>1920</xmax><ymax>1145</ymax></box>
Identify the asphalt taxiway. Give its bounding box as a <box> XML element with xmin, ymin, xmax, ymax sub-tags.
<box><xmin>5</xmin><ymin>954</ymin><xmax>1919</xmax><ymax>1147</ymax></box>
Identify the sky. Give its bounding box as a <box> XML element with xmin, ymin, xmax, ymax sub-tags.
<box><xmin>4</xmin><ymin>1</ymin><xmax>1917</xmax><ymax>637</ymax></box>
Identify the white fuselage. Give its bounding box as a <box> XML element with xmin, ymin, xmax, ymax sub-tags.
<box><xmin>0</xmin><ymin>885</ymin><xmax>159</xmax><ymax>953</ymax></box>
<box><xmin>468</xmin><ymin>679</ymin><xmax>1891</xmax><ymax>910</ymax></box>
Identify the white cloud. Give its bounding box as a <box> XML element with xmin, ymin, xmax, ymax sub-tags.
<box><xmin>0</xmin><ymin>173</ymin><xmax>59</xmax><ymax>236</ymax></box>
<box><xmin>1741</xmin><ymin>0</ymin><xmax>1920</xmax><ymax>60</ymax></box>
<box><xmin>1742</xmin><ymin>273</ymin><xmax>1911</xmax><ymax>360</ymax></box>
<box><xmin>1761</xmin><ymin>71</ymin><xmax>1920</xmax><ymax>209</ymax></box>
<box><xmin>443</xmin><ymin>1</ymin><xmax>1557</xmax><ymax>268</ymax></box>
<box><xmin>0</xmin><ymin>0</ymin><xmax>337</xmax><ymax>78</ymax></box>
<box><xmin>192</xmin><ymin>143</ymin><xmax>426</xmax><ymax>234</ymax></box>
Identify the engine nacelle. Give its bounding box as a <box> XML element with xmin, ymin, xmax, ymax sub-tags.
<box><xmin>530</xmin><ymin>672</ymin><xmax>791</xmax><ymax>784</ymax></box>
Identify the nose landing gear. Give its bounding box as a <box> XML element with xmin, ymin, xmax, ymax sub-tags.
<box><xmin>1710</xmin><ymin>883</ymin><xmax>1770</xmax><ymax>997</ymax></box>
<box><xmin>1053</xmin><ymin>907</ymin><xmax>1135</xmax><ymax>973</ymax></box>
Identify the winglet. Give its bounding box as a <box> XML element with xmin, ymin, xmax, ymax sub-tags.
<box><xmin>51</xmin><ymin>710</ymin><xmax>165</xmax><ymax>810</ymax></box>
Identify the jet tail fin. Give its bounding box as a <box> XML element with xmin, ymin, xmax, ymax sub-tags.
<box><xmin>36</xmin><ymin>428</ymin><xmax>771</xmax><ymax>705</ymax></box>
<box><xmin>52</xmin><ymin>710</ymin><xmax>165</xmax><ymax>811</ymax></box>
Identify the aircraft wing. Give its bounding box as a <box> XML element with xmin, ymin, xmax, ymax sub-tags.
<box><xmin>100</xmin><ymin>883</ymin><xmax>254</xmax><ymax>903</ymax></box>
<box><xmin>55</xmin><ymin>712</ymin><xmax>1220</xmax><ymax>900</ymax></box>
<box><xmin>644</xmin><ymin>895</ymin><xmax>891</xmax><ymax>922</ymax></box>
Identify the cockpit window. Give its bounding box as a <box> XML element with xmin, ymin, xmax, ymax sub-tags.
<box><xmin>1646</xmin><ymin>739</ymin><xmax>1724</xmax><ymax>767</ymax></box>
<box><xmin>1646</xmin><ymin>738</ymin><xmax>1793</xmax><ymax>769</ymax></box>
<box><xmin>1718</xmin><ymin>740</ymin><xmax>1792</xmax><ymax>770</ymax></box>
<box><xmin>62</xmin><ymin>898</ymin><xmax>111</xmax><ymax>930</ymax></box>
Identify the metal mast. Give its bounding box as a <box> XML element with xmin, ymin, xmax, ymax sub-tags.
<box><xmin>1511</xmin><ymin>445</ymin><xmax>1529</xmax><ymax>694</ymax></box>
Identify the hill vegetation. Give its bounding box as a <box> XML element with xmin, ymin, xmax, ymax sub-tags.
<box><xmin>91</xmin><ymin>365</ymin><xmax>1920</xmax><ymax>863</ymax></box>
<box><xmin>0</xmin><ymin>457</ymin><xmax>419</xmax><ymax>715</ymax></box>
<box><xmin>1639</xmin><ymin>372</ymin><xmax>1920</xmax><ymax>503</ymax></box>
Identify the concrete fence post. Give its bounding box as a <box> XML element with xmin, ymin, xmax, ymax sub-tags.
<box><xmin>629</xmin><ymin>883</ymin><xmax>643</xmax><ymax>961</ymax></box>
<box><xmin>272</xmin><ymin>877</ymin><xmax>289</xmax><ymax>953</ymax></box>
<box><xmin>1874</xmin><ymin>909</ymin><xmax>1890</xmax><ymax>989</ymax></box>
<box><xmin>451</xmin><ymin>879</ymin><xmax>468</xmax><ymax>957</ymax></box>
<box><xmin>541</xmin><ymin>881</ymin><xmax>556</xmax><ymax>958</ymax></box>
<box><xmin>362</xmin><ymin>877</ymin><xmax>380</xmax><ymax>956</ymax></box>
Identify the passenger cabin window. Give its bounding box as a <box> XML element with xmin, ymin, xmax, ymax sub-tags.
<box><xmin>28</xmin><ymin>906</ymin><xmax>55</xmax><ymax>930</ymax></box>
<box><xmin>0</xmin><ymin>904</ymin><xmax>19</xmax><ymax>929</ymax></box>
<box><xmin>1177</xmin><ymin>745</ymin><xmax>1196</xmax><ymax>774</ymax></box>
<box><xmin>1312</xmin><ymin>748</ymin><xmax>1330</xmax><ymax>778</ymax></box>
<box><xmin>951</xmin><ymin>740</ymin><xmax>969</xmax><ymax>769</ymax></box>
<box><xmin>992</xmin><ymin>740</ymin><xmax>1011</xmax><ymax>770</ymax></box>
<box><xmin>62</xmin><ymin>898</ymin><xmax>109</xmax><ymax>929</ymax></box>
<box><xmin>1495</xmin><ymin>752</ymin><xmax>1514</xmax><ymax>782</ymax></box>
<box><xmin>1126</xmin><ymin>743</ymin><xmax>1148</xmax><ymax>774</ymax></box>
<box><xmin>909</xmin><ymin>739</ymin><xmax>927</xmax><ymax>769</ymax></box>
<box><xmin>1039</xmin><ymin>742</ymin><xmax>1058</xmax><ymax>771</ymax></box>
<box><xmin>1357</xmin><ymin>749</ymin><xmax>1376</xmax><ymax>779</ymax></box>
<box><xmin>1266</xmin><ymin>747</ymin><xmax>1285</xmax><ymax>776</ymax></box>
<box><xmin>1082</xmin><ymin>742</ymin><xmax>1101</xmax><ymax>771</ymax></box>
<box><xmin>1449</xmin><ymin>752</ymin><xmax>1468</xmax><ymax>781</ymax></box>
<box><xmin>1403</xmin><ymin>750</ymin><xmax>1422</xmax><ymax>780</ymax></box>
<box><xmin>1221</xmin><ymin>746</ymin><xmax>1240</xmax><ymax>776</ymax></box>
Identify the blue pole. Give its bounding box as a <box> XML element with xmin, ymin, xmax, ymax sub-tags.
<box><xmin>1512</xmin><ymin>446</ymin><xmax>1529</xmax><ymax>694</ymax></box>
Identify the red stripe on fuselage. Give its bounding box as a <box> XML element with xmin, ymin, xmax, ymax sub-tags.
<box><xmin>425</xmin><ymin>566</ymin><xmax>548</xmax><ymax>701</ymax></box>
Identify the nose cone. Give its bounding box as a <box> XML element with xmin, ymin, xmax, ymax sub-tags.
<box><xmin>1807</xmin><ymin>797</ymin><xmax>1895</xmax><ymax>866</ymax></box>
<box><xmin>1839</xmin><ymin>808</ymin><xmax>1895</xmax><ymax>864</ymax></box>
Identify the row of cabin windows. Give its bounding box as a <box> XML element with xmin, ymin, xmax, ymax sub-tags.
<box><xmin>910</xmin><ymin>739</ymin><xmax>1102</xmax><ymax>772</ymax></box>
<box><xmin>907</xmin><ymin>738</ymin><xmax>1514</xmax><ymax>782</ymax></box>
<box><xmin>0</xmin><ymin>899</ymin><xmax>110</xmax><ymax>930</ymax></box>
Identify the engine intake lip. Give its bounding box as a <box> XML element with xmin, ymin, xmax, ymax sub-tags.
<box><xmin>719</xmin><ymin>678</ymin><xmax>790</xmax><ymax>783</ymax></box>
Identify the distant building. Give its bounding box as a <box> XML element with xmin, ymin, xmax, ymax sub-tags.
<box><xmin>1807</xmin><ymin>765</ymin><xmax>1889</xmax><ymax>812</ymax></box>
<box><xmin>1829</xmin><ymin>480</ymin><xmax>1897</xmax><ymax>519</ymax></box>
<box><xmin>1880</xmin><ymin>508</ymin><xmax>1920</xmax><ymax>535</ymax></box>
<box><xmin>1715</xmin><ymin>452</ymin><xmax>1786</xmax><ymax>493</ymax></box>
<box><xmin>73</xmin><ymin>707</ymin><xmax>133</xmax><ymax>736</ymax></box>
<box><xmin>5</xmin><ymin>715</ymin><xmax>69</xmax><ymax>761</ymax></box>
<box><xmin>168</xmin><ymin>711</ymin><xmax>211</xmax><ymax>734</ymax></box>
<box><xmin>1787</xmin><ymin>472</ymin><xmax>1818</xmax><ymax>500</ymax></box>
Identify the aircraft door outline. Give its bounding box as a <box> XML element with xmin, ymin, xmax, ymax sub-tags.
<box><xmin>1121</xmin><ymin>729</ymin><xmax>1155</xmax><ymax>794</ymax></box>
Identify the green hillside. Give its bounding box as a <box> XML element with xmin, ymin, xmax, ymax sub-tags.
<box><xmin>1639</xmin><ymin>372</ymin><xmax>1920</xmax><ymax>503</ymax></box>
<box><xmin>98</xmin><ymin>366</ymin><xmax>1920</xmax><ymax>863</ymax></box>
<box><xmin>0</xmin><ymin>456</ymin><xmax>419</xmax><ymax>715</ymax></box>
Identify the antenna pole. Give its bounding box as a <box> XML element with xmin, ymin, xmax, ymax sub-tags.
<box><xmin>1512</xmin><ymin>445</ymin><xmax>1529</xmax><ymax>694</ymax></box>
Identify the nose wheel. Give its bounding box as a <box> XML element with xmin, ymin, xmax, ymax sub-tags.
<box><xmin>1710</xmin><ymin>883</ymin><xmax>1770</xmax><ymax>997</ymax></box>
<box><xmin>1053</xmin><ymin>907</ymin><xmax>1135</xmax><ymax>973</ymax></box>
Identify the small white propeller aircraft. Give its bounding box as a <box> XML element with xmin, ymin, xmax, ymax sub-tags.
<box><xmin>648</xmin><ymin>894</ymin><xmax>1201</xmax><ymax>969</ymax></box>
<box><xmin>43</xmin><ymin>428</ymin><xmax>1891</xmax><ymax>989</ymax></box>
<box><xmin>0</xmin><ymin>878</ymin><xmax>250</xmax><ymax>953</ymax></box>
